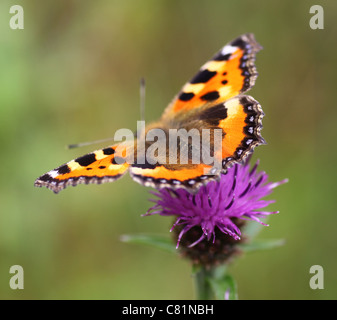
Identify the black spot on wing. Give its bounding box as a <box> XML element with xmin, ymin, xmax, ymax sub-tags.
<box><xmin>190</xmin><ymin>70</ymin><xmax>217</xmax><ymax>84</ymax></box>
<box><xmin>58</xmin><ymin>165</ymin><xmax>71</xmax><ymax>175</ymax></box>
<box><xmin>103</xmin><ymin>147</ymin><xmax>115</xmax><ymax>155</ymax></box>
<box><xmin>75</xmin><ymin>153</ymin><xmax>97</xmax><ymax>167</ymax></box>
<box><xmin>213</xmin><ymin>53</ymin><xmax>231</xmax><ymax>61</ymax></box>
<box><xmin>230</xmin><ymin>38</ymin><xmax>246</xmax><ymax>49</ymax></box>
<box><xmin>38</xmin><ymin>173</ymin><xmax>51</xmax><ymax>182</ymax></box>
<box><xmin>179</xmin><ymin>92</ymin><xmax>195</xmax><ymax>101</ymax></box>
<box><xmin>200</xmin><ymin>91</ymin><xmax>220</xmax><ymax>101</ymax></box>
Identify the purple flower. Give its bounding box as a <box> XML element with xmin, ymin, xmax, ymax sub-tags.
<box><xmin>146</xmin><ymin>160</ymin><xmax>287</xmax><ymax>250</ymax></box>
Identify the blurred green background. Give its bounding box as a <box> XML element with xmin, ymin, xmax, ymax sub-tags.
<box><xmin>0</xmin><ymin>0</ymin><xmax>336</xmax><ymax>299</ymax></box>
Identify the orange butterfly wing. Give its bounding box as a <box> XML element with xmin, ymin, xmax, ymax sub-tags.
<box><xmin>34</xmin><ymin>143</ymin><xmax>132</xmax><ymax>193</ymax></box>
<box><xmin>129</xmin><ymin>96</ymin><xmax>264</xmax><ymax>192</ymax></box>
<box><xmin>163</xmin><ymin>33</ymin><xmax>262</xmax><ymax>118</ymax></box>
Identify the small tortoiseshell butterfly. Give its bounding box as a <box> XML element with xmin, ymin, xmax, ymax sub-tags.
<box><xmin>35</xmin><ymin>33</ymin><xmax>265</xmax><ymax>194</ymax></box>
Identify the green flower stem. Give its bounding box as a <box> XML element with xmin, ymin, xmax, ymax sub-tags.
<box><xmin>194</xmin><ymin>266</ymin><xmax>214</xmax><ymax>300</ymax></box>
<box><xmin>194</xmin><ymin>264</ymin><xmax>237</xmax><ymax>300</ymax></box>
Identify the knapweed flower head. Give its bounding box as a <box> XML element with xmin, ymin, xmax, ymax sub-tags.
<box><xmin>146</xmin><ymin>159</ymin><xmax>287</xmax><ymax>265</ymax></box>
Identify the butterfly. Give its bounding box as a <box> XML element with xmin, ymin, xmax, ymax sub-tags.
<box><xmin>34</xmin><ymin>33</ymin><xmax>265</xmax><ymax>194</ymax></box>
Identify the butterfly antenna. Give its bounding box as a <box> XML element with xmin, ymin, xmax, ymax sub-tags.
<box><xmin>68</xmin><ymin>80</ymin><xmax>146</xmax><ymax>150</ymax></box>
<box><xmin>67</xmin><ymin>136</ymin><xmax>116</xmax><ymax>149</ymax></box>
<box><xmin>140</xmin><ymin>77</ymin><xmax>146</xmax><ymax>122</ymax></box>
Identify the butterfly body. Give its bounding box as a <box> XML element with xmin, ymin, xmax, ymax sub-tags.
<box><xmin>35</xmin><ymin>34</ymin><xmax>265</xmax><ymax>194</ymax></box>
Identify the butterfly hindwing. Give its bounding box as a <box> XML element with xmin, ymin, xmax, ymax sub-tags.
<box><xmin>129</xmin><ymin>95</ymin><xmax>264</xmax><ymax>192</ymax></box>
<box><xmin>130</xmin><ymin>163</ymin><xmax>218</xmax><ymax>192</ymax></box>
<box><xmin>215</xmin><ymin>94</ymin><xmax>265</xmax><ymax>168</ymax></box>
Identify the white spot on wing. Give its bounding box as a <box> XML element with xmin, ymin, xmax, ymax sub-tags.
<box><xmin>49</xmin><ymin>170</ymin><xmax>59</xmax><ymax>178</ymax></box>
<box><xmin>221</xmin><ymin>45</ymin><xmax>237</xmax><ymax>56</ymax></box>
